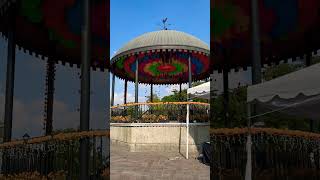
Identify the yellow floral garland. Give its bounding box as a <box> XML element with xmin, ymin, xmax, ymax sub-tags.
<box><xmin>0</xmin><ymin>171</ymin><xmax>66</xmax><ymax>180</ymax></box>
<box><xmin>210</xmin><ymin>128</ymin><xmax>320</xmax><ymax>139</ymax></box>
<box><xmin>111</xmin><ymin>101</ymin><xmax>209</xmax><ymax>108</ymax></box>
<box><xmin>0</xmin><ymin>169</ymin><xmax>110</xmax><ymax>179</ymax></box>
<box><xmin>101</xmin><ymin>168</ymin><xmax>110</xmax><ymax>177</ymax></box>
<box><xmin>0</xmin><ymin>130</ymin><xmax>110</xmax><ymax>149</ymax></box>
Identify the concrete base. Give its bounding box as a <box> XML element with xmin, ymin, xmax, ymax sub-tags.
<box><xmin>110</xmin><ymin>123</ymin><xmax>209</xmax><ymax>157</ymax></box>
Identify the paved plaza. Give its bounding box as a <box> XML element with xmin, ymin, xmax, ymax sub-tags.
<box><xmin>110</xmin><ymin>143</ymin><xmax>210</xmax><ymax>180</ymax></box>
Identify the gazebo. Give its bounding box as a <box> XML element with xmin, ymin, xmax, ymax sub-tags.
<box><xmin>211</xmin><ymin>0</ymin><xmax>320</xmax><ymax>179</ymax></box>
<box><xmin>110</xmin><ymin>29</ymin><xmax>210</xmax><ymax>104</ymax></box>
<box><xmin>0</xmin><ymin>0</ymin><xmax>109</xmax><ymax>179</ymax></box>
<box><xmin>110</xmin><ymin>29</ymin><xmax>210</xmax><ymax>123</ymax></box>
<box><xmin>110</xmin><ymin>29</ymin><xmax>210</xmax><ymax>158</ymax></box>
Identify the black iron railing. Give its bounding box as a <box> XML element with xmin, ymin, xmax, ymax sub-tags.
<box><xmin>211</xmin><ymin>128</ymin><xmax>320</xmax><ymax>180</ymax></box>
<box><xmin>111</xmin><ymin>102</ymin><xmax>210</xmax><ymax>123</ymax></box>
<box><xmin>0</xmin><ymin>130</ymin><xmax>109</xmax><ymax>179</ymax></box>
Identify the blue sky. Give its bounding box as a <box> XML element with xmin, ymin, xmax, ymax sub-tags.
<box><xmin>110</xmin><ymin>0</ymin><xmax>210</xmax><ymax>105</ymax></box>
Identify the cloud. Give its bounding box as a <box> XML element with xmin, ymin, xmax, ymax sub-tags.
<box><xmin>0</xmin><ymin>93</ymin><xmax>108</xmax><ymax>140</ymax></box>
<box><xmin>211</xmin><ymin>70</ymin><xmax>251</xmax><ymax>95</ymax></box>
<box><xmin>165</xmin><ymin>84</ymin><xmax>188</xmax><ymax>94</ymax></box>
<box><xmin>52</xmin><ymin>100</ymin><xmax>79</xmax><ymax>130</ymax></box>
<box><xmin>0</xmin><ymin>94</ymin><xmax>44</xmax><ymax>139</ymax></box>
<box><xmin>112</xmin><ymin>92</ymin><xmax>146</xmax><ymax>105</ymax></box>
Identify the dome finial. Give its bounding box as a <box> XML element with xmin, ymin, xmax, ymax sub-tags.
<box><xmin>161</xmin><ymin>18</ymin><xmax>170</xmax><ymax>30</ymax></box>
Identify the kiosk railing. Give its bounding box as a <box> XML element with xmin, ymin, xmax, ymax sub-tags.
<box><xmin>111</xmin><ymin>102</ymin><xmax>210</xmax><ymax>123</ymax></box>
<box><xmin>0</xmin><ymin>130</ymin><xmax>110</xmax><ymax>179</ymax></box>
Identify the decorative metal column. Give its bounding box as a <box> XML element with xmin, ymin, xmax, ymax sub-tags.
<box><xmin>150</xmin><ymin>84</ymin><xmax>153</xmax><ymax>102</ymax></box>
<box><xmin>179</xmin><ymin>82</ymin><xmax>183</xmax><ymax>121</ymax></box>
<box><xmin>179</xmin><ymin>83</ymin><xmax>182</xmax><ymax>101</ymax></box>
<box><xmin>124</xmin><ymin>80</ymin><xmax>127</xmax><ymax>104</ymax></box>
<box><xmin>188</xmin><ymin>57</ymin><xmax>192</xmax><ymax>88</ymax></box>
<box><xmin>105</xmin><ymin>68</ymin><xmax>111</xmax><ymax>174</ymax></box>
<box><xmin>135</xmin><ymin>58</ymin><xmax>139</xmax><ymax>119</ymax></box>
<box><xmin>3</xmin><ymin>4</ymin><xmax>16</xmax><ymax>144</ymax></box>
<box><xmin>43</xmin><ymin>57</ymin><xmax>56</xmax><ymax>175</ymax></box>
<box><xmin>250</xmin><ymin>0</ymin><xmax>262</xmax><ymax>129</ymax></box>
<box><xmin>2</xmin><ymin>5</ymin><xmax>16</xmax><ymax>174</ymax></box>
<box><xmin>79</xmin><ymin>0</ymin><xmax>91</xmax><ymax>179</ymax></box>
<box><xmin>111</xmin><ymin>73</ymin><xmax>115</xmax><ymax>106</ymax></box>
<box><xmin>106</xmin><ymin>71</ymin><xmax>111</xmax><ymax>123</ymax></box>
<box><xmin>44</xmin><ymin>59</ymin><xmax>55</xmax><ymax>136</ymax></box>
<box><xmin>246</xmin><ymin>0</ymin><xmax>262</xmax><ymax>179</ymax></box>
<box><xmin>251</xmin><ymin>0</ymin><xmax>262</xmax><ymax>85</ymax></box>
<box><xmin>123</xmin><ymin>79</ymin><xmax>128</xmax><ymax>116</ymax></box>
<box><xmin>135</xmin><ymin>58</ymin><xmax>139</xmax><ymax>103</ymax></box>
<box><xmin>222</xmin><ymin>60</ymin><xmax>229</xmax><ymax>127</ymax></box>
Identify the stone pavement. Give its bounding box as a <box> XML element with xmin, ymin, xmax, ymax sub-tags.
<box><xmin>110</xmin><ymin>143</ymin><xmax>210</xmax><ymax>180</ymax></box>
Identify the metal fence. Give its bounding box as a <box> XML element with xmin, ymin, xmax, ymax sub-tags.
<box><xmin>111</xmin><ymin>102</ymin><xmax>210</xmax><ymax>123</ymax></box>
<box><xmin>0</xmin><ymin>130</ymin><xmax>109</xmax><ymax>179</ymax></box>
<box><xmin>211</xmin><ymin>128</ymin><xmax>320</xmax><ymax>180</ymax></box>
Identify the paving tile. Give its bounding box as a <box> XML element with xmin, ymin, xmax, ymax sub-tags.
<box><xmin>110</xmin><ymin>143</ymin><xmax>209</xmax><ymax>180</ymax></box>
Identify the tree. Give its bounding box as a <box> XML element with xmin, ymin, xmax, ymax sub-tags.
<box><xmin>262</xmin><ymin>63</ymin><xmax>301</xmax><ymax>81</ymax></box>
<box><xmin>161</xmin><ymin>81</ymin><xmax>208</xmax><ymax>102</ymax></box>
<box><xmin>161</xmin><ymin>89</ymin><xmax>187</xmax><ymax>102</ymax></box>
<box><xmin>311</xmin><ymin>55</ymin><xmax>320</xmax><ymax>65</ymax></box>
<box><xmin>146</xmin><ymin>94</ymin><xmax>161</xmax><ymax>102</ymax></box>
<box><xmin>211</xmin><ymin>86</ymin><xmax>247</xmax><ymax>128</ymax></box>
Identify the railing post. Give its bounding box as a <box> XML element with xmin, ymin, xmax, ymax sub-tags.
<box><xmin>186</xmin><ymin>55</ymin><xmax>192</xmax><ymax>159</ymax></box>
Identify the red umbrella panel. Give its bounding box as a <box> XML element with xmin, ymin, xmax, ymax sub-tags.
<box><xmin>111</xmin><ymin>51</ymin><xmax>210</xmax><ymax>85</ymax></box>
<box><xmin>0</xmin><ymin>0</ymin><xmax>109</xmax><ymax>70</ymax></box>
<box><xmin>212</xmin><ymin>0</ymin><xmax>320</xmax><ymax>70</ymax></box>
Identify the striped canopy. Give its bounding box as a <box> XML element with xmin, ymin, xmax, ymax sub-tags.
<box><xmin>110</xmin><ymin>30</ymin><xmax>210</xmax><ymax>85</ymax></box>
<box><xmin>212</xmin><ymin>0</ymin><xmax>320</xmax><ymax>70</ymax></box>
<box><xmin>0</xmin><ymin>0</ymin><xmax>109</xmax><ymax>70</ymax></box>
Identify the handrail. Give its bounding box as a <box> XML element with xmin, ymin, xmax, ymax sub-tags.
<box><xmin>110</xmin><ymin>122</ymin><xmax>210</xmax><ymax>127</ymax></box>
<box><xmin>210</xmin><ymin>127</ymin><xmax>320</xmax><ymax>139</ymax></box>
<box><xmin>111</xmin><ymin>101</ymin><xmax>210</xmax><ymax>109</ymax></box>
<box><xmin>0</xmin><ymin>130</ymin><xmax>110</xmax><ymax>149</ymax></box>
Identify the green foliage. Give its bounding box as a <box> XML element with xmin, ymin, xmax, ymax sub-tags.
<box><xmin>211</xmin><ymin>86</ymin><xmax>247</xmax><ymax>128</ymax></box>
<box><xmin>162</xmin><ymin>89</ymin><xmax>187</xmax><ymax>102</ymax></box>
<box><xmin>312</xmin><ymin>56</ymin><xmax>320</xmax><ymax>65</ymax></box>
<box><xmin>161</xmin><ymin>81</ymin><xmax>208</xmax><ymax>102</ymax></box>
<box><xmin>263</xmin><ymin>63</ymin><xmax>300</xmax><ymax>81</ymax></box>
<box><xmin>146</xmin><ymin>94</ymin><xmax>161</xmax><ymax>102</ymax></box>
<box><xmin>255</xmin><ymin>111</ymin><xmax>310</xmax><ymax>131</ymax></box>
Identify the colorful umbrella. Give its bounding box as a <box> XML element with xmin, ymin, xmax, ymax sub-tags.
<box><xmin>212</xmin><ymin>0</ymin><xmax>320</xmax><ymax>70</ymax></box>
<box><xmin>110</xmin><ymin>30</ymin><xmax>210</xmax><ymax>85</ymax></box>
<box><xmin>0</xmin><ymin>0</ymin><xmax>109</xmax><ymax>70</ymax></box>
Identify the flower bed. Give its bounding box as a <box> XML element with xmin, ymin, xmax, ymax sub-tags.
<box><xmin>0</xmin><ymin>171</ymin><xmax>66</xmax><ymax>180</ymax></box>
<box><xmin>111</xmin><ymin>114</ymin><xmax>169</xmax><ymax>123</ymax></box>
<box><xmin>0</xmin><ymin>130</ymin><xmax>109</xmax><ymax>149</ymax></box>
<box><xmin>111</xmin><ymin>115</ymin><xmax>131</xmax><ymax>123</ymax></box>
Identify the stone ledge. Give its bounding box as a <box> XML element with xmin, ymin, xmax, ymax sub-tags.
<box><xmin>111</xmin><ymin>124</ymin><xmax>209</xmax><ymax>157</ymax></box>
